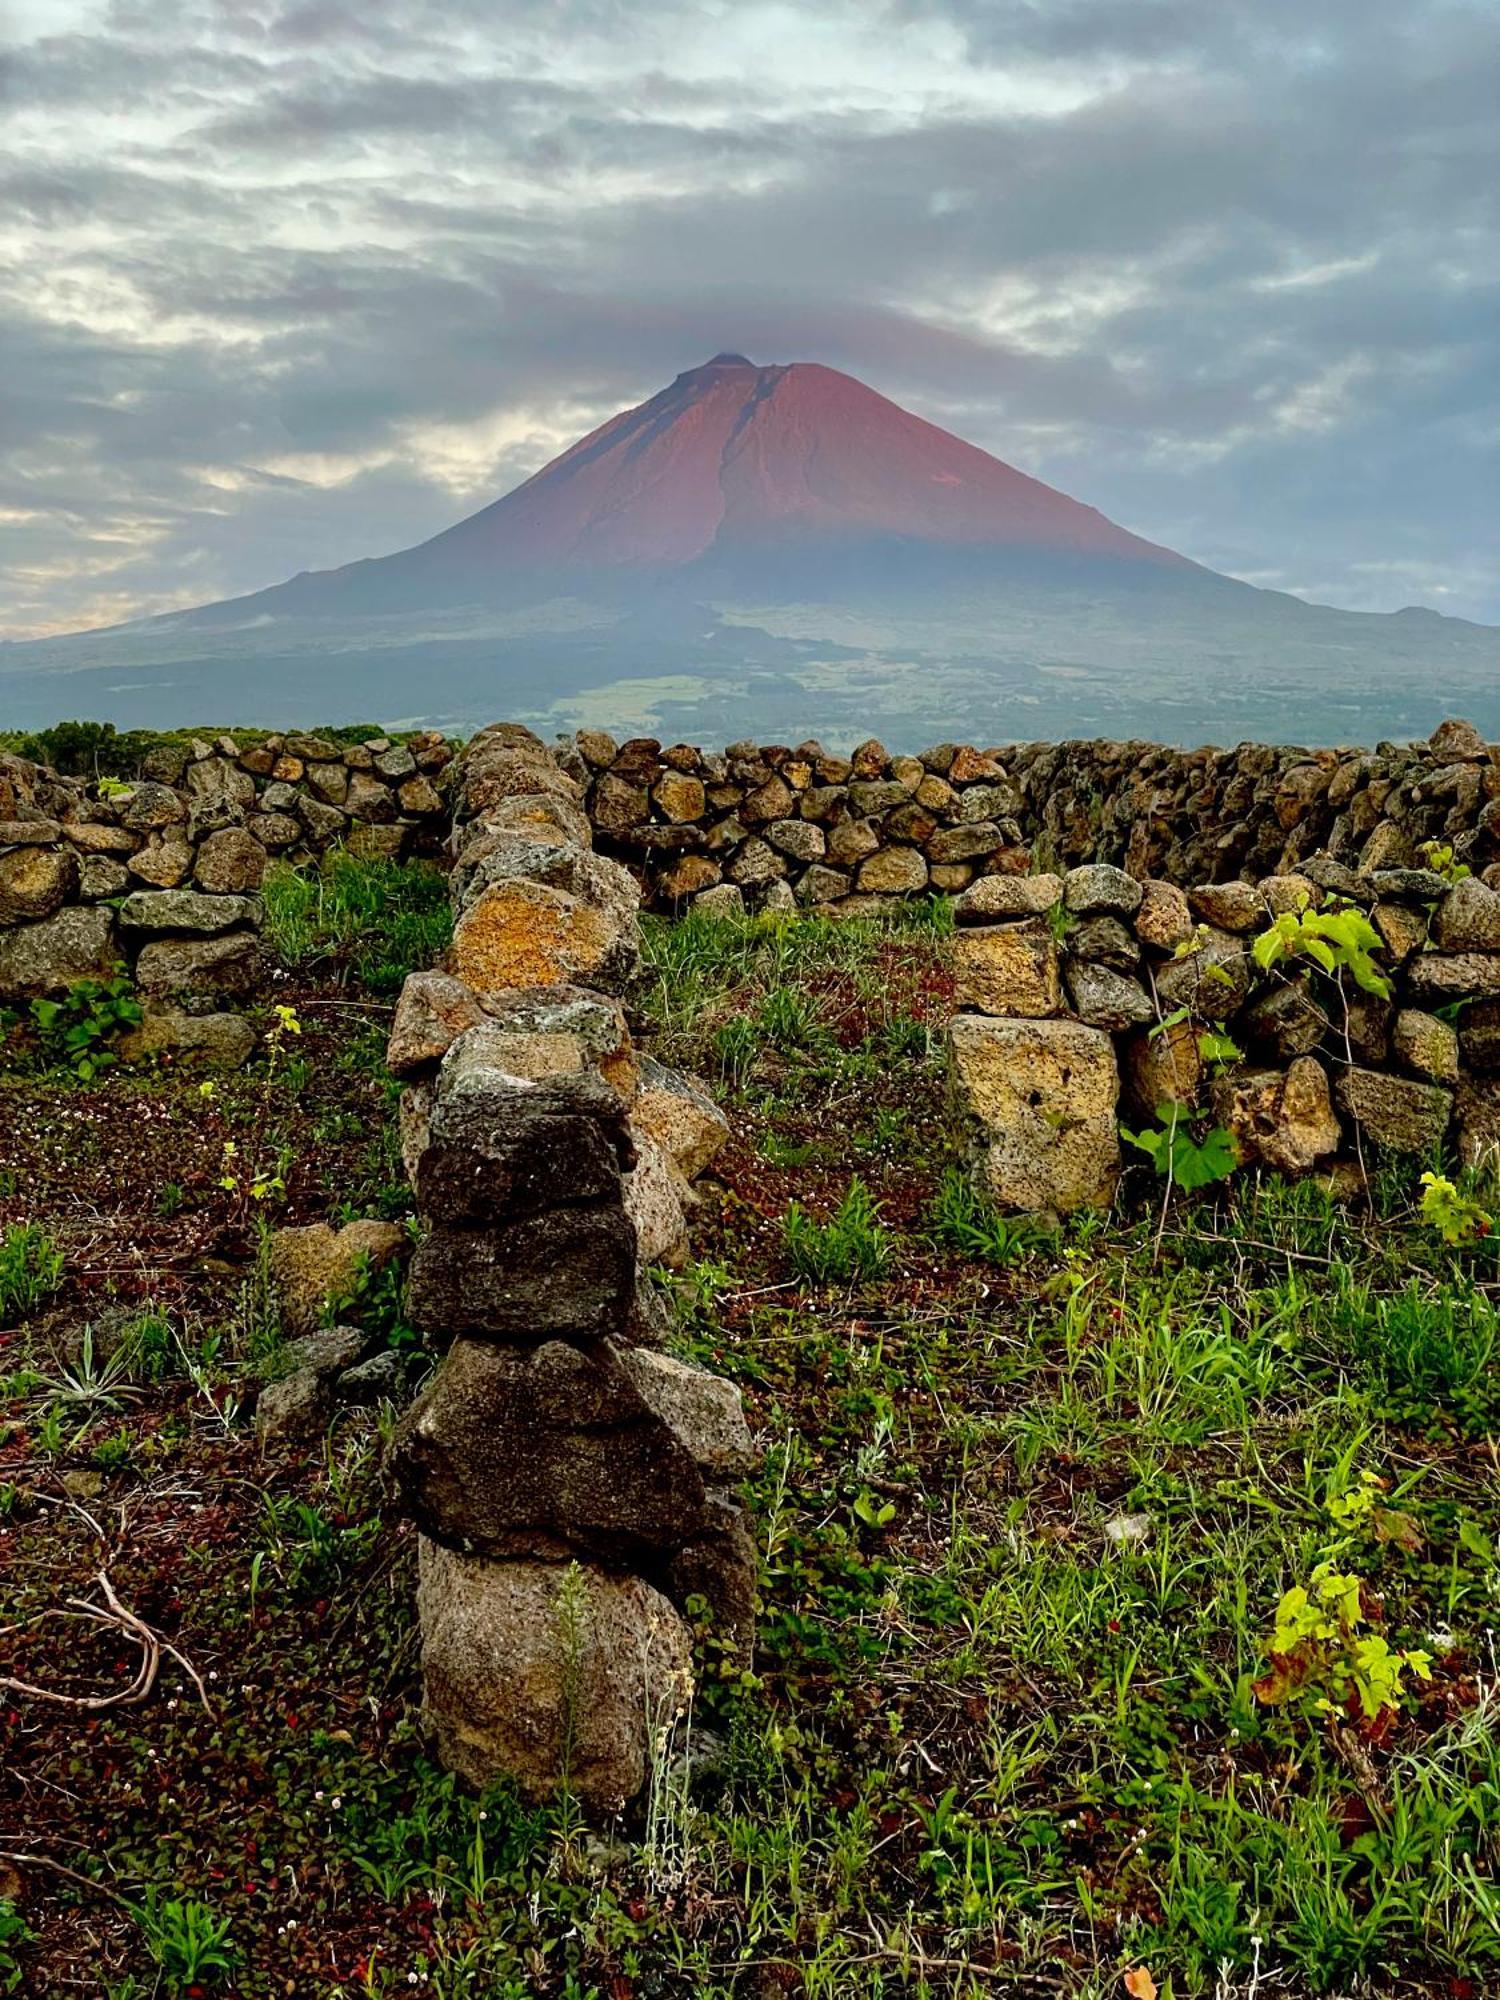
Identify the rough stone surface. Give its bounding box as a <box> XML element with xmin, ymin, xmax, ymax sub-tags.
<box><xmin>623</xmin><ymin>1130</ymin><xmax>692</xmax><ymax>1269</ymax></box>
<box><xmin>417</xmin><ymin>1541</ymin><xmax>693</xmax><ymax>1809</ymax></box>
<box><xmin>1210</xmin><ymin>1057</ymin><xmax>1340</xmax><ymax>1174</ymax></box>
<box><xmin>119</xmin><ymin>889</ymin><xmax>261</xmax><ymax>935</ymax></box>
<box><xmin>619</xmin><ymin>1347</ymin><xmax>758</xmax><ymax>1478</ymax></box>
<box><xmin>134</xmin><ymin>931</ymin><xmax>264</xmax><ymax>1000</ymax></box>
<box><xmin>630</xmin><ymin>1058</ymin><xmax>730</xmax><ymax>1181</ymax></box>
<box><xmin>417</xmin><ymin>1067</ymin><xmax>630</xmax><ymax>1225</ymax></box>
<box><xmin>948</xmin><ymin>1013</ymin><xmax>1121</xmax><ymax>1217</ymax></box>
<box><xmin>857</xmin><ymin>846</ymin><xmax>928</xmax><ymax>895</ymax></box>
<box><xmin>0</xmin><ymin>905</ymin><xmax>117</xmax><ymax>998</ymax></box>
<box><xmin>1392</xmin><ymin>1008</ymin><xmax>1460</xmax><ymax>1083</ymax></box>
<box><xmin>268</xmin><ymin>1219</ymin><xmax>408</xmax><ymax>1337</ymax></box>
<box><xmin>1065</xmin><ymin>961</ymin><xmax>1154</xmax><ymax>1030</ymax></box>
<box><xmin>1063</xmin><ymin>864</ymin><xmax>1143</xmax><ymax>918</ymax></box>
<box><xmin>193</xmin><ymin>827</ymin><xmax>268</xmax><ymax>893</ymax></box>
<box><xmin>394</xmin><ymin>1338</ymin><xmax>708</xmax><ymax>1561</ymax></box>
<box><xmin>407</xmin><ymin>1207</ymin><xmax>637</xmax><ymax>1341</ymax></box>
<box><xmin>1134</xmin><ymin>880</ymin><xmax>1195</xmax><ymax>952</ymax></box>
<box><xmin>449</xmin><ymin>878</ymin><xmax>638</xmax><ymax>997</ymax></box>
<box><xmin>387</xmin><ymin>970</ymin><xmax>490</xmax><ymax>1077</ymax></box>
<box><xmin>117</xmin><ymin>1005</ymin><xmax>258</xmax><ymax>1068</ymax></box>
<box><xmin>0</xmin><ymin>843</ymin><xmax>76</xmax><ymax>924</ymax></box>
<box><xmin>954</xmin><ymin>874</ymin><xmax>1061</xmax><ymax>922</ymax></box>
<box><xmin>1433</xmin><ymin>878</ymin><xmax>1500</xmax><ymax>952</ymax></box>
<box><xmin>1121</xmin><ymin>1016</ymin><xmax>1203</xmax><ymax>1116</ymax></box>
<box><xmin>1336</xmin><ymin>1067</ymin><xmax>1452</xmax><ymax>1154</ymax></box>
<box><xmin>953</xmin><ymin>919</ymin><xmax>1060</xmax><ymax>1016</ymax></box>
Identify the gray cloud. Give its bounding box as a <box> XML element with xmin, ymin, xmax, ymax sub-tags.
<box><xmin>0</xmin><ymin>0</ymin><xmax>1494</xmax><ymax>638</ymax></box>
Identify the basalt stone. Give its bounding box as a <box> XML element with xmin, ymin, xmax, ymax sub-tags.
<box><xmin>117</xmin><ymin>1004</ymin><xmax>257</xmax><ymax>1069</ymax></box>
<box><xmin>1063</xmin><ymin>864</ymin><xmax>1143</xmax><ymax>918</ymax></box>
<box><xmin>444</xmin><ymin>993</ymin><xmax>636</xmax><ymax>1098</ymax></box>
<box><xmin>0</xmin><ymin>905</ymin><xmax>118</xmax><ymax>999</ymax></box>
<box><xmin>576</xmin><ymin>729</ymin><xmax>619</xmax><ymax>769</ymax></box>
<box><xmin>1405</xmin><ymin>954</ymin><xmax>1500</xmax><ymax>1003</ymax></box>
<box><xmin>373</xmin><ymin>745</ymin><xmax>418</xmax><ymax>782</ymax></box>
<box><xmin>653</xmin><ymin>854</ymin><xmax>717</xmax><ymax>901</ymax></box>
<box><xmin>797</xmin><ymin>863</ymin><xmax>850</xmax><ymax>905</ymax></box>
<box><xmin>766</xmin><ymin>819</ymin><xmax>826</xmax><ymax>862</ymax></box>
<box><xmin>266</xmin><ymin>1220</ymin><xmax>407</xmax><ymax>1337</ymax></box>
<box><xmin>1372</xmin><ymin>902</ymin><xmax>1429</xmax><ymax>962</ymax></box>
<box><xmin>653</xmin><ymin>772</ymin><xmax>706</xmax><ymax>823</ymax></box>
<box><xmin>826</xmin><ymin>818</ymin><xmax>881</xmax><ymax>867</ymax></box>
<box><xmin>1121</xmin><ymin>1016</ymin><xmax>1203</xmax><ymax>1118</ymax></box>
<box><xmin>1460</xmin><ymin>1000</ymin><xmax>1500</xmax><ymax>1074</ymax></box>
<box><xmin>1367</xmin><ymin>868</ymin><xmax>1452</xmax><ymax>904</ymax></box>
<box><xmin>346</xmin><ymin>825</ymin><xmax>408</xmax><ymax>863</ymax></box>
<box><xmin>296</xmin><ymin>795</ymin><xmax>348</xmax><ymax>842</ymax></box>
<box><xmin>741</xmin><ymin>776</ymin><xmax>795</xmax><ymax>823</ymax></box>
<box><xmin>1392</xmin><ymin>1008</ymin><xmax>1460</xmax><ymax>1083</ymax></box>
<box><xmin>417</xmin><ymin>1069</ymin><xmax>631</xmax><ymax>1225</ymax></box>
<box><xmin>884</xmin><ymin>803</ymin><xmax>937</xmax><ymax>844</ymax></box>
<box><xmin>345</xmin><ymin>773</ymin><xmax>398</xmax><ymax>823</ymax></box>
<box><xmin>665</xmin><ymin>1490</ymin><xmax>759</xmax><ymax>1671</ymax></box>
<box><xmin>1242</xmin><ymin>977</ymin><xmax>1326</xmax><ymax>1060</ymax></box>
<box><xmin>134</xmin><ymin>930</ymin><xmax>265</xmax><ymax>1001</ymax></box>
<box><xmin>630</xmin><ymin>1056</ymin><xmax>729</xmax><ymax>1182</ymax></box>
<box><xmin>847</xmin><ymin>780</ymin><xmax>907</xmax><ymax>816</ymax></box>
<box><xmin>407</xmin><ymin>1207</ymin><xmax>636</xmax><ymax>1342</ymax></box>
<box><xmin>1433</xmin><ymin>877</ymin><xmax>1500</xmax><ymax>952</ymax></box>
<box><xmin>387</xmin><ymin>970</ymin><xmax>490</xmax><ymax>1077</ymax></box>
<box><xmin>857</xmin><ymin>845</ymin><xmax>928</xmax><ymax>895</ymax></box>
<box><xmin>64</xmin><ymin>820</ymin><xmax>138</xmax><ymax>856</ymax></box>
<box><xmin>416</xmin><ymin>1540</ymin><xmax>692</xmax><ymax>1808</ymax></box>
<box><xmin>284</xmin><ymin>733</ymin><xmax>340</xmax><ymax>762</ymax></box>
<box><xmin>119</xmin><ymin>889</ymin><xmax>262</xmax><ymax>935</ymax></box>
<box><xmin>1188</xmin><ymin>881</ymin><xmax>1268</xmax><ymax>934</ymax></box>
<box><xmin>1153</xmin><ymin>928</ymin><xmax>1252</xmax><ymax>1017</ymax></box>
<box><xmin>693</xmin><ymin>882</ymin><xmax>746</xmax><ymax>917</ymax></box>
<box><xmin>449</xmin><ymin>878</ymin><xmax>639</xmax><ymax>998</ymax></box>
<box><xmin>1211</xmin><ymin>1057</ymin><xmax>1340</xmax><ymax>1175</ymax></box>
<box><xmin>726</xmin><ymin>839</ymin><xmax>787</xmax><ymax>888</ymax></box>
<box><xmin>953</xmin><ymin>918</ymin><xmax>1059</xmax><ymax>1015</ymax></box>
<box><xmin>948</xmin><ymin>1013</ymin><xmax>1120</xmax><ymax>1218</ymax></box>
<box><xmin>1336</xmin><ymin>1067</ymin><xmax>1452</xmax><ymax>1154</ymax></box>
<box><xmin>193</xmin><ymin>828</ymin><xmax>268</xmax><ymax>893</ymax></box>
<box><xmin>624</xmin><ymin>1127</ymin><xmax>692</xmax><ymax>1267</ymax></box>
<box><xmin>954</xmin><ymin>873</ymin><xmax>1062</xmax><ymax>922</ymax></box>
<box><xmin>127</xmin><ymin>836</ymin><xmax>194</xmax><ymax>888</ymax></box>
<box><xmin>0</xmin><ymin>842</ymin><xmax>76</xmax><ymax>924</ymax></box>
<box><xmin>1068</xmin><ymin>916</ymin><xmax>1139</xmax><ymax>969</ymax></box>
<box><xmin>398</xmin><ymin>775</ymin><xmax>444</xmax><ymax>816</ymax></box>
<box><xmin>928</xmin><ymin>821</ymin><xmax>1004</xmax><ymax>863</ymax></box>
<box><xmin>592</xmin><ymin>774</ymin><xmax>651</xmax><ymax>834</ymax></box>
<box><xmin>77</xmin><ymin>855</ymin><xmax>131</xmax><ymax>900</ymax></box>
<box><xmin>118</xmin><ymin>781</ymin><xmax>187</xmax><ymax>831</ymax></box>
<box><xmin>1065</xmin><ymin>961</ymin><xmax>1153</xmax><ymax>1030</ymax></box>
<box><xmin>393</xmin><ymin>1337</ymin><xmax>708</xmax><ymax>1563</ymax></box>
<box><xmin>302</xmin><ymin>762</ymin><xmax>347</xmax><ymax>805</ymax></box>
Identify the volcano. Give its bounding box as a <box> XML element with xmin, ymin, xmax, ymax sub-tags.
<box><xmin>6</xmin><ymin>354</ymin><xmax>1498</xmax><ymax>746</ymax></box>
<box><xmin>403</xmin><ymin>352</ymin><xmax>1189</xmax><ymax>575</ymax></box>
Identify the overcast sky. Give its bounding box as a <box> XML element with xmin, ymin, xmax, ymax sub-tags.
<box><xmin>2</xmin><ymin>0</ymin><xmax>1496</xmax><ymax>638</ymax></box>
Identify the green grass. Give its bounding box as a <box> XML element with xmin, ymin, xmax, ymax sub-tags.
<box><xmin>261</xmin><ymin>851</ymin><xmax>452</xmax><ymax>994</ymax></box>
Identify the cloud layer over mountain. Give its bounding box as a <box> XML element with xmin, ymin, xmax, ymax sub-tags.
<box><xmin>2</xmin><ymin>0</ymin><xmax>1496</xmax><ymax>639</ymax></box>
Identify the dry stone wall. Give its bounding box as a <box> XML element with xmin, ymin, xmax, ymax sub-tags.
<box><xmin>0</xmin><ymin>729</ymin><xmax>456</xmax><ymax>1061</ymax></box>
<box><xmin>947</xmin><ymin>858</ymin><xmax>1500</xmax><ymax>1220</ymax></box>
<box><xmin>567</xmin><ymin>718</ymin><xmax>1500</xmax><ymax>913</ymax></box>
<box><xmin>383</xmin><ymin>724</ymin><xmax>757</xmax><ymax>1811</ymax></box>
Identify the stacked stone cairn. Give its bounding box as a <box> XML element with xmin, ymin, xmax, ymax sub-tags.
<box><xmin>384</xmin><ymin>724</ymin><xmax>758</xmax><ymax>1811</ymax></box>
<box><xmin>573</xmin><ymin>718</ymin><xmax>1500</xmax><ymax>913</ymax></box>
<box><xmin>949</xmin><ymin>855</ymin><xmax>1500</xmax><ymax>1220</ymax></box>
<box><xmin>0</xmin><ymin>730</ymin><xmax>453</xmax><ymax>1063</ymax></box>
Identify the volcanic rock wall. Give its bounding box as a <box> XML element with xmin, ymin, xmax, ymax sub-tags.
<box><xmin>0</xmin><ymin>729</ymin><xmax>456</xmax><ymax>1057</ymax></box>
<box><xmin>384</xmin><ymin>724</ymin><xmax>757</xmax><ymax>1811</ymax></box>
<box><xmin>569</xmin><ymin>718</ymin><xmax>1500</xmax><ymax>911</ymax></box>
<box><xmin>947</xmin><ymin>858</ymin><xmax>1500</xmax><ymax>1220</ymax></box>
